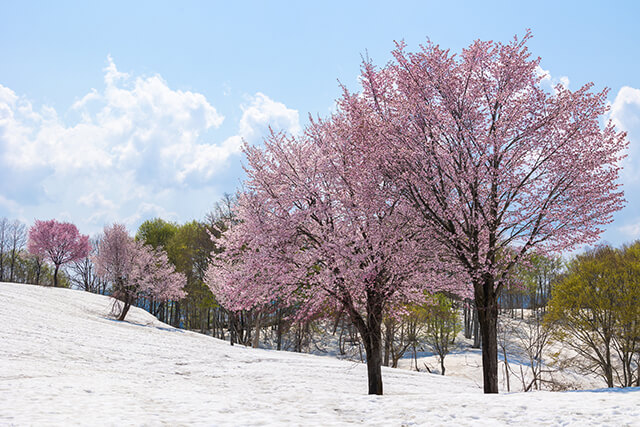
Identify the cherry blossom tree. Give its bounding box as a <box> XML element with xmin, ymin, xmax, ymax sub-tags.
<box><xmin>207</xmin><ymin>107</ymin><xmax>466</xmax><ymax>395</ymax></box>
<box><xmin>27</xmin><ymin>219</ymin><xmax>90</xmax><ymax>287</ymax></box>
<box><xmin>352</xmin><ymin>32</ymin><xmax>627</xmax><ymax>393</ymax></box>
<box><xmin>95</xmin><ymin>224</ymin><xmax>186</xmax><ymax>321</ymax></box>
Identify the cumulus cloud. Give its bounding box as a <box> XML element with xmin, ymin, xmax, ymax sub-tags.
<box><xmin>535</xmin><ymin>66</ymin><xmax>570</xmax><ymax>93</ymax></box>
<box><xmin>610</xmin><ymin>86</ymin><xmax>640</xmax><ymax>180</ymax></box>
<box><xmin>607</xmin><ymin>86</ymin><xmax>640</xmax><ymax>244</ymax></box>
<box><xmin>239</xmin><ymin>92</ymin><xmax>301</xmax><ymax>142</ymax></box>
<box><xmin>0</xmin><ymin>57</ymin><xmax>301</xmax><ymax>234</ymax></box>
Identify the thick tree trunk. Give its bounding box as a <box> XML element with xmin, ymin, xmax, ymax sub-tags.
<box><xmin>348</xmin><ymin>290</ymin><xmax>384</xmax><ymax>395</ymax></box>
<box><xmin>363</xmin><ymin>328</ymin><xmax>383</xmax><ymax>395</ymax></box>
<box><xmin>475</xmin><ymin>276</ymin><xmax>499</xmax><ymax>394</ymax></box>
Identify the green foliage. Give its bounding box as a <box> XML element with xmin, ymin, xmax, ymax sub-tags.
<box><xmin>546</xmin><ymin>242</ymin><xmax>640</xmax><ymax>387</ymax></box>
<box><xmin>1</xmin><ymin>251</ymin><xmax>65</xmax><ymax>287</ymax></box>
<box><xmin>425</xmin><ymin>294</ymin><xmax>461</xmax><ymax>339</ymax></box>
<box><xmin>136</xmin><ymin>218</ymin><xmax>178</xmax><ymax>252</ymax></box>
<box><xmin>167</xmin><ymin>221</ymin><xmax>214</xmax><ymax>282</ymax></box>
<box><xmin>502</xmin><ymin>253</ymin><xmax>562</xmax><ymax>314</ymax></box>
<box><xmin>402</xmin><ymin>293</ymin><xmax>461</xmax><ymax>375</ymax></box>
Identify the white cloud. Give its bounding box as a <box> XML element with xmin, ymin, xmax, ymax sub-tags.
<box><xmin>239</xmin><ymin>92</ymin><xmax>301</xmax><ymax>142</ymax></box>
<box><xmin>535</xmin><ymin>66</ymin><xmax>570</xmax><ymax>93</ymax></box>
<box><xmin>618</xmin><ymin>222</ymin><xmax>640</xmax><ymax>239</ymax></box>
<box><xmin>0</xmin><ymin>58</ymin><xmax>301</xmax><ymax>235</ymax></box>
<box><xmin>0</xmin><ymin>194</ymin><xmax>21</xmax><ymax>213</ymax></box>
<box><xmin>602</xmin><ymin>85</ymin><xmax>640</xmax><ymax>246</ymax></box>
<box><xmin>609</xmin><ymin>86</ymin><xmax>640</xmax><ymax>185</ymax></box>
<box><xmin>78</xmin><ymin>192</ymin><xmax>117</xmax><ymax>210</ymax></box>
<box><xmin>71</xmin><ymin>88</ymin><xmax>100</xmax><ymax>110</ymax></box>
<box><xmin>121</xmin><ymin>202</ymin><xmax>179</xmax><ymax>229</ymax></box>
<box><xmin>610</xmin><ymin>86</ymin><xmax>640</xmax><ymax>131</ymax></box>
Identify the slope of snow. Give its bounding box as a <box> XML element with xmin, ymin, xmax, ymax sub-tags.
<box><xmin>1</xmin><ymin>282</ymin><xmax>638</xmax><ymax>426</ymax></box>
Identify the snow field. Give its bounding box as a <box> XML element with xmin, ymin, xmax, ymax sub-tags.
<box><xmin>1</xmin><ymin>282</ymin><xmax>638</xmax><ymax>426</ymax></box>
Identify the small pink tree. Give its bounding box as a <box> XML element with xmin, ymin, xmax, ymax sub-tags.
<box><xmin>207</xmin><ymin>108</ymin><xmax>466</xmax><ymax>394</ymax></box>
<box><xmin>95</xmin><ymin>223</ymin><xmax>186</xmax><ymax>321</ymax></box>
<box><xmin>27</xmin><ymin>219</ymin><xmax>90</xmax><ymax>287</ymax></box>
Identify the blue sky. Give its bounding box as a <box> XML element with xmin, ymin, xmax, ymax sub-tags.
<box><xmin>1</xmin><ymin>0</ymin><xmax>639</xmax><ymax>247</ymax></box>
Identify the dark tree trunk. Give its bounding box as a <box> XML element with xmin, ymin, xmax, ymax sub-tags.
<box><xmin>117</xmin><ymin>298</ymin><xmax>132</xmax><ymax>321</ymax></box>
<box><xmin>229</xmin><ymin>311</ymin><xmax>237</xmax><ymax>346</ymax></box>
<box><xmin>35</xmin><ymin>263</ymin><xmax>41</xmax><ymax>286</ymax></box>
<box><xmin>173</xmin><ymin>301</ymin><xmax>181</xmax><ymax>328</ymax></box>
<box><xmin>463</xmin><ymin>302</ymin><xmax>471</xmax><ymax>339</ymax></box>
<box><xmin>472</xmin><ymin>304</ymin><xmax>481</xmax><ymax>349</ymax></box>
<box><xmin>53</xmin><ymin>264</ymin><xmax>60</xmax><ymax>287</ymax></box>
<box><xmin>604</xmin><ymin>343</ymin><xmax>614</xmax><ymax>388</ymax></box>
<box><xmin>362</xmin><ymin>325</ymin><xmax>383</xmax><ymax>395</ymax></box>
<box><xmin>114</xmin><ymin>285</ymin><xmax>133</xmax><ymax>321</ymax></box>
<box><xmin>347</xmin><ymin>289</ymin><xmax>384</xmax><ymax>395</ymax></box>
<box><xmin>383</xmin><ymin>318</ymin><xmax>393</xmax><ymax>367</ymax></box>
<box><xmin>252</xmin><ymin>312</ymin><xmax>262</xmax><ymax>348</ymax></box>
<box><xmin>276</xmin><ymin>310</ymin><xmax>283</xmax><ymax>351</ymax></box>
<box><xmin>475</xmin><ymin>275</ymin><xmax>499</xmax><ymax>394</ymax></box>
<box><xmin>218</xmin><ymin>310</ymin><xmax>225</xmax><ymax>340</ymax></box>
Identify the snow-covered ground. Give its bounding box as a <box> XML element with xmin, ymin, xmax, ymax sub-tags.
<box><xmin>1</xmin><ymin>282</ymin><xmax>638</xmax><ymax>426</ymax></box>
<box><xmin>394</xmin><ymin>317</ymin><xmax>605</xmax><ymax>392</ymax></box>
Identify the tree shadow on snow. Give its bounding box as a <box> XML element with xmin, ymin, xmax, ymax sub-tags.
<box><xmin>566</xmin><ymin>386</ymin><xmax>640</xmax><ymax>394</ymax></box>
<box><xmin>102</xmin><ymin>317</ymin><xmax>185</xmax><ymax>333</ymax></box>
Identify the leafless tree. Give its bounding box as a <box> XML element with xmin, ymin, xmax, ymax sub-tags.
<box><xmin>69</xmin><ymin>237</ymin><xmax>101</xmax><ymax>292</ymax></box>
<box><xmin>8</xmin><ymin>220</ymin><xmax>27</xmax><ymax>282</ymax></box>
<box><xmin>0</xmin><ymin>217</ymin><xmax>9</xmax><ymax>281</ymax></box>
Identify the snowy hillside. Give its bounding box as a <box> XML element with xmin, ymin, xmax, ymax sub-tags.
<box><xmin>1</xmin><ymin>282</ymin><xmax>638</xmax><ymax>426</ymax></box>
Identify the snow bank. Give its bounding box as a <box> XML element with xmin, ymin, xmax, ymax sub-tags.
<box><xmin>1</xmin><ymin>282</ymin><xmax>638</xmax><ymax>425</ymax></box>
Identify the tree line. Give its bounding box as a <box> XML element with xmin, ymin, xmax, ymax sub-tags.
<box><xmin>3</xmin><ymin>210</ymin><xmax>639</xmax><ymax>391</ymax></box>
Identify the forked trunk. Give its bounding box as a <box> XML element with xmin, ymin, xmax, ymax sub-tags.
<box><xmin>117</xmin><ymin>293</ymin><xmax>133</xmax><ymax>321</ymax></box>
<box><xmin>475</xmin><ymin>275</ymin><xmax>499</xmax><ymax>394</ymax></box>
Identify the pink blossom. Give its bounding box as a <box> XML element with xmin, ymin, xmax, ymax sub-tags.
<box><xmin>95</xmin><ymin>223</ymin><xmax>185</xmax><ymax>321</ymax></box>
<box><xmin>28</xmin><ymin>219</ymin><xmax>90</xmax><ymax>287</ymax></box>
